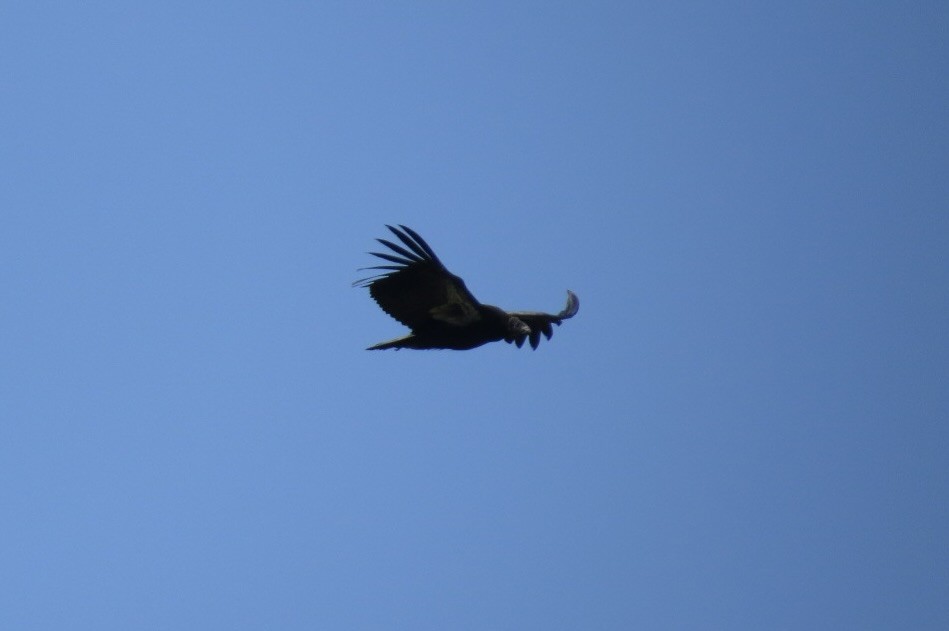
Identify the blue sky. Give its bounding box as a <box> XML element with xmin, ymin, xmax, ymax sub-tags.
<box><xmin>2</xmin><ymin>2</ymin><xmax>948</xmax><ymax>629</ymax></box>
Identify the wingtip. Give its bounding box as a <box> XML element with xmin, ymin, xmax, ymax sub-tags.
<box><xmin>561</xmin><ymin>290</ymin><xmax>579</xmax><ymax>319</ymax></box>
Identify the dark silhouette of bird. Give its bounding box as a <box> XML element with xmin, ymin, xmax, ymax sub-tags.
<box><xmin>355</xmin><ymin>225</ymin><xmax>579</xmax><ymax>350</ymax></box>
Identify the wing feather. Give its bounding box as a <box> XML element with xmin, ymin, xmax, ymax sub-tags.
<box><xmin>355</xmin><ymin>226</ymin><xmax>482</xmax><ymax>329</ymax></box>
<box><xmin>375</xmin><ymin>238</ymin><xmax>423</xmax><ymax>262</ymax></box>
<box><xmin>368</xmin><ymin>251</ymin><xmax>415</xmax><ymax>266</ymax></box>
<box><xmin>397</xmin><ymin>225</ymin><xmax>443</xmax><ymax>263</ymax></box>
<box><xmin>387</xmin><ymin>225</ymin><xmax>435</xmax><ymax>262</ymax></box>
<box><xmin>508</xmin><ymin>290</ymin><xmax>580</xmax><ymax>349</ymax></box>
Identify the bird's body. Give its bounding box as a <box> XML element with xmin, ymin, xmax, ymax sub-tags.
<box><xmin>366</xmin><ymin>304</ymin><xmax>522</xmax><ymax>350</ymax></box>
<box><xmin>355</xmin><ymin>225</ymin><xmax>578</xmax><ymax>351</ymax></box>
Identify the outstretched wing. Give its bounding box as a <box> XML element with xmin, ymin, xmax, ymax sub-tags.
<box><xmin>354</xmin><ymin>225</ymin><xmax>483</xmax><ymax>329</ymax></box>
<box><xmin>508</xmin><ymin>290</ymin><xmax>580</xmax><ymax>349</ymax></box>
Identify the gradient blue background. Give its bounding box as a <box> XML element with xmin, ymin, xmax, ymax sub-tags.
<box><xmin>2</xmin><ymin>3</ymin><xmax>947</xmax><ymax>629</ymax></box>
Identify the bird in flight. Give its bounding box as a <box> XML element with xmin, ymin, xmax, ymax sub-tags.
<box><xmin>355</xmin><ymin>225</ymin><xmax>579</xmax><ymax>350</ymax></box>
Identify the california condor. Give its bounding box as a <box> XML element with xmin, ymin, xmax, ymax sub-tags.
<box><xmin>355</xmin><ymin>225</ymin><xmax>579</xmax><ymax>350</ymax></box>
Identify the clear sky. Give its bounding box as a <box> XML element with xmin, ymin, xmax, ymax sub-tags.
<box><xmin>2</xmin><ymin>2</ymin><xmax>947</xmax><ymax>629</ymax></box>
